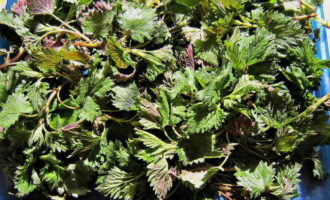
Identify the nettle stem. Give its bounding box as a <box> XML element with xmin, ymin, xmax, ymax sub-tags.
<box><xmin>300</xmin><ymin>0</ymin><xmax>316</xmax><ymax>11</ymax></box>
<box><xmin>288</xmin><ymin>92</ymin><xmax>330</xmax><ymax>124</ymax></box>
<box><xmin>0</xmin><ymin>48</ymin><xmax>26</xmax><ymax>70</ymax></box>
<box><xmin>37</xmin><ymin>29</ymin><xmax>89</xmax><ymax>43</ymax></box>
<box><xmin>49</xmin><ymin>13</ymin><xmax>91</xmax><ymax>41</ymax></box>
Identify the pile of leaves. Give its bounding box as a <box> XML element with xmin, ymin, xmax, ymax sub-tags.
<box><xmin>0</xmin><ymin>0</ymin><xmax>330</xmax><ymax>199</ymax></box>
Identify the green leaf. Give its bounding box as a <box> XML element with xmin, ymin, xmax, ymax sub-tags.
<box><xmin>31</xmin><ymin>47</ymin><xmax>90</xmax><ymax>72</ymax></box>
<box><xmin>235</xmin><ymin>161</ymin><xmax>275</xmax><ymax>198</ymax></box>
<box><xmin>226</xmin><ymin>75</ymin><xmax>262</xmax><ymax>102</ymax></box>
<box><xmin>107</xmin><ymin>37</ymin><xmax>136</xmax><ymax>69</ymax></box>
<box><xmin>135</xmin><ymin>129</ymin><xmax>176</xmax><ymax>152</ymax></box>
<box><xmin>14</xmin><ymin>156</ymin><xmax>38</xmax><ymax>197</ymax></box>
<box><xmin>225</xmin><ymin>28</ymin><xmax>274</xmax><ymax>73</ymax></box>
<box><xmin>135</xmin><ymin>129</ymin><xmax>176</xmax><ymax>162</ymax></box>
<box><xmin>118</xmin><ymin>6</ymin><xmax>157</xmax><ymax>43</ymax></box>
<box><xmin>49</xmin><ymin>110</ymin><xmax>79</xmax><ymax>130</ymax></box>
<box><xmin>180</xmin><ymin>167</ymin><xmax>219</xmax><ymax>190</ymax></box>
<box><xmin>96</xmin><ymin>167</ymin><xmax>141</xmax><ymax>200</ymax></box>
<box><xmin>0</xmin><ymin>12</ymin><xmax>35</xmax><ymax>42</ymax></box>
<box><xmin>79</xmin><ymin>96</ymin><xmax>101</xmax><ymax>122</ymax></box>
<box><xmin>63</xmin><ymin>163</ymin><xmax>92</xmax><ymax>197</ymax></box>
<box><xmin>275</xmin><ymin>126</ymin><xmax>302</xmax><ymax>153</ymax></box>
<box><xmin>73</xmin><ymin>77</ymin><xmax>114</xmax><ymax>105</ymax></box>
<box><xmin>252</xmin><ymin>10</ymin><xmax>304</xmax><ymax>50</ymax></box>
<box><xmin>28</xmin><ymin>125</ymin><xmax>45</xmax><ymax>146</ymax></box>
<box><xmin>271</xmin><ymin>163</ymin><xmax>301</xmax><ymax>199</ymax></box>
<box><xmin>146</xmin><ymin>158</ymin><xmax>173</xmax><ymax>199</ymax></box>
<box><xmin>186</xmin><ymin>104</ymin><xmax>225</xmax><ymax>134</ymax></box>
<box><xmin>111</xmin><ymin>82</ymin><xmax>140</xmax><ymax>111</ymax></box>
<box><xmin>182</xmin><ymin>27</ymin><xmax>204</xmax><ymax>43</ymax></box>
<box><xmin>139</xmin><ymin>118</ymin><xmax>161</xmax><ymax>130</ymax></box>
<box><xmin>158</xmin><ymin>90</ymin><xmax>170</xmax><ymax>128</ymax></box>
<box><xmin>131</xmin><ymin>46</ymin><xmax>174</xmax><ymax>81</ymax></box>
<box><xmin>170</xmin><ymin>68</ymin><xmax>197</xmax><ymax>99</ymax></box>
<box><xmin>31</xmin><ymin>47</ymin><xmax>63</xmax><ymax>72</ymax></box>
<box><xmin>177</xmin><ymin>133</ymin><xmax>222</xmax><ymax>165</ymax></box>
<box><xmin>27</xmin><ymin>82</ymin><xmax>49</xmax><ymax>111</ymax></box>
<box><xmin>0</xmin><ymin>92</ymin><xmax>33</xmax><ymax>128</ymax></box>
<box><xmin>197</xmin><ymin>66</ymin><xmax>234</xmax><ymax>104</ymax></box>
<box><xmin>311</xmin><ymin>156</ymin><xmax>328</xmax><ymax>180</ymax></box>
<box><xmin>194</xmin><ymin>37</ymin><xmax>220</xmax><ymax>65</ymax></box>
<box><xmin>281</xmin><ymin>66</ymin><xmax>309</xmax><ymax>89</ymax></box>
<box><xmin>82</xmin><ymin>10</ymin><xmax>115</xmax><ymax>38</ymax></box>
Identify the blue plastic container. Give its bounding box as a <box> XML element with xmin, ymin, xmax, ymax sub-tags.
<box><xmin>294</xmin><ymin>5</ymin><xmax>330</xmax><ymax>200</ymax></box>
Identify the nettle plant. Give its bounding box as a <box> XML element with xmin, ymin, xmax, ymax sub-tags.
<box><xmin>0</xmin><ymin>0</ymin><xmax>330</xmax><ymax>199</ymax></box>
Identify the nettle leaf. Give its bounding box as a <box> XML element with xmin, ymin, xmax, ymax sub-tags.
<box><xmin>0</xmin><ymin>92</ymin><xmax>33</xmax><ymax>128</ymax></box>
<box><xmin>14</xmin><ymin>156</ymin><xmax>39</xmax><ymax>197</ymax></box>
<box><xmin>271</xmin><ymin>163</ymin><xmax>301</xmax><ymax>199</ymax></box>
<box><xmin>177</xmin><ymin>133</ymin><xmax>222</xmax><ymax>165</ymax></box>
<box><xmin>131</xmin><ymin>45</ymin><xmax>174</xmax><ymax>81</ymax></box>
<box><xmin>182</xmin><ymin>27</ymin><xmax>204</xmax><ymax>43</ymax></box>
<box><xmin>31</xmin><ymin>47</ymin><xmax>62</xmax><ymax>71</ymax></box>
<box><xmin>252</xmin><ymin>91</ymin><xmax>296</xmax><ymax>129</ymax></box>
<box><xmin>135</xmin><ymin>129</ymin><xmax>176</xmax><ymax>154</ymax></box>
<box><xmin>225</xmin><ymin>28</ymin><xmax>274</xmax><ymax>73</ymax></box>
<box><xmin>111</xmin><ymin>82</ymin><xmax>140</xmax><ymax>111</ymax></box>
<box><xmin>186</xmin><ymin>104</ymin><xmax>225</xmax><ymax>134</ymax></box>
<box><xmin>118</xmin><ymin>6</ymin><xmax>157</xmax><ymax>43</ymax></box>
<box><xmin>31</xmin><ymin>47</ymin><xmax>90</xmax><ymax>72</ymax></box>
<box><xmin>135</xmin><ymin>129</ymin><xmax>176</xmax><ymax>162</ymax></box>
<box><xmin>49</xmin><ymin>110</ymin><xmax>79</xmax><ymax>130</ymax></box>
<box><xmin>96</xmin><ymin>167</ymin><xmax>142</xmax><ymax>200</ymax></box>
<box><xmin>235</xmin><ymin>161</ymin><xmax>275</xmax><ymax>198</ymax></box>
<box><xmin>27</xmin><ymin>82</ymin><xmax>49</xmax><ymax>111</ymax></box>
<box><xmin>275</xmin><ymin>126</ymin><xmax>302</xmax><ymax>153</ymax></box>
<box><xmin>158</xmin><ymin>90</ymin><xmax>170</xmax><ymax>128</ymax></box>
<box><xmin>226</xmin><ymin>75</ymin><xmax>262</xmax><ymax>102</ymax></box>
<box><xmin>107</xmin><ymin>37</ymin><xmax>136</xmax><ymax>69</ymax></box>
<box><xmin>170</xmin><ymin>68</ymin><xmax>197</xmax><ymax>99</ymax></box>
<box><xmin>29</xmin><ymin>124</ymin><xmax>45</xmax><ymax>146</ymax></box>
<box><xmin>82</xmin><ymin>10</ymin><xmax>115</xmax><ymax>38</ymax></box>
<box><xmin>197</xmin><ymin>66</ymin><xmax>234</xmax><ymax>104</ymax></box>
<box><xmin>311</xmin><ymin>156</ymin><xmax>328</xmax><ymax>180</ymax></box>
<box><xmin>146</xmin><ymin>158</ymin><xmax>173</xmax><ymax>199</ymax></box>
<box><xmin>194</xmin><ymin>37</ymin><xmax>220</xmax><ymax>65</ymax></box>
<box><xmin>0</xmin><ymin>11</ymin><xmax>35</xmax><ymax>42</ymax></box>
<box><xmin>253</xmin><ymin>10</ymin><xmax>304</xmax><ymax>50</ymax></box>
<box><xmin>27</xmin><ymin>0</ymin><xmax>55</xmax><ymax>15</ymax></box>
<box><xmin>281</xmin><ymin>66</ymin><xmax>310</xmax><ymax>89</ymax></box>
<box><xmin>73</xmin><ymin>77</ymin><xmax>114</xmax><ymax>105</ymax></box>
<box><xmin>180</xmin><ymin>167</ymin><xmax>219</xmax><ymax>190</ymax></box>
<box><xmin>79</xmin><ymin>96</ymin><xmax>101</xmax><ymax>122</ymax></box>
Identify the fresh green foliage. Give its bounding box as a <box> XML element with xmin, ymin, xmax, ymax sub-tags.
<box><xmin>96</xmin><ymin>167</ymin><xmax>142</xmax><ymax>200</ymax></box>
<box><xmin>235</xmin><ymin>161</ymin><xmax>276</xmax><ymax>198</ymax></box>
<box><xmin>118</xmin><ymin>6</ymin><xmax>157</xmax><ymax>43</ymax></box>
<box><xmin>0</xmin><ymin>92</ymin><xmax>33</xmax><ymax>128</ymax></box>
<box><xmin>0</xmin><ymin>0</ymin><xmax>329</xmax><ymax>199</ymax></box>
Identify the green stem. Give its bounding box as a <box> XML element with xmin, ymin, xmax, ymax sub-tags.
<box><xmin>49</xmin><ymin>13</ymin><xmax>90</xmax><ymax>41</ymax></box>
<box><xmin>219</xmin><ymin>132</ymin><xmax>231</xmax><ymax>170</ymax></box>
<box><xmin>172</xmin><ymin>126</ymin><xmax>182</xmax><ymax>138</ymax></box>
<box><xmin>164</xmin><ymin>129</ymin><xmax>176</xmax><ymax>143</ymax></box>
<box><xmin>36</xmin><ymin>29</ymin><xmax>89</xmax><ymax>43</ymax></box>
<box><xmin>287</xmin><ymin>92</ymin><xmax>330</xmax><ymax>124</ymax></box>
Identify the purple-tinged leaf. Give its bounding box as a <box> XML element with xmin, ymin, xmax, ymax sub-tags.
<box><xmin>27</xmin><ymin>0</ymin><xmax>55</xmax><ymax>15</ymax></box>
<box><xmin>61</xmin><ymin>123</ymin><xmax>80</xmax><ymax>131</ymax></box>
